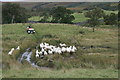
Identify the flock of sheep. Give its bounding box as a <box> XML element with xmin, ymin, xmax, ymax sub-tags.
<box><xmin>8</xmin><ymin>42</ymin><xmax>77</xmax><ymax>58</ymax></box>
<box><xmin>35</xmin><ymin>42</ymin><xmax>77</xmax><ymax>58</ymax></box>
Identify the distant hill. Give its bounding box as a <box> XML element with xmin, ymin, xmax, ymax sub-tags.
<box><xmin>16</xmin><ymin>2</ymin><xmax>40</xmax><ymax>10</ymax></box>
<box><xmin>17</xmin><ymin>2</ymin><xmax>118</xmax><ymax>11</ymax></box>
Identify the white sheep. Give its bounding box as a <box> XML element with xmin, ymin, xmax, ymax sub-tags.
<box><xmin>72</xmin><ymin>46</ymin><xmax>77</xmax><ymax>51</ymax></box>
<box><xmin>36</xmin><ymin>50</ymin><xmax>39</xmax><ymax>54</ymax></box>
<box><xmin>39</xmin><ymin>51</ymin><xmax>43</xmax><ymax>55</ymax></box>
<box><xmin>66</xmin><ymin>47</ymin><xmax>71</xmax><ymax>53</ymax></box>
<box><xmin>57</xmin><ymin>49</ymin><xmax>62</xmax><ymax>54</ymax></box>
<box><xmin>41</xmin><ymin>48</ymin><xmax>45</xmax><ymax>52</ymax></box>
<box><xmin>44</xmin><ymin>51</ymin><xmax>48</xmax><ymax>55</ymax></box>
<box><xmin>71</xmin><ymin>48</ymin><xmax>76</xmax><ymax>53</ymax></box>
<box><xmin>61</xmin><ymin>47</ymin><xmax>67</xmax><ymax>52</ymax></box>
<box><xmin>59</xmin><ymin>43</ymin><xmax>67</xmax><ymax>47</ymax></box>
<box><xmin>8</xmin><ymin>48</ymin><xmax>15</xmax><ymax>55</ymax></box>
<box><xmin>48</xmin><ymin>50</ymin><xmax>53</xmax><ymax>54</ymax></box>
<box><xmin>36</xmin><ymin>50</ymin><xmax>39</xmax><ymax>58</ymax></box>
<box><xmin>35</xmin><ymin>53</ymin><xmax>39</xmax><ymax>58</ymax></box>
<box><xmin>44</xmin><ymin>42</ymin><xmax>49</xmax><ymax>46</ymax></box>
<box><xmin>38</xmin><ymin>42</ymin><xmax>77</xmax><ymax>56</ymax></box>
<box><xmin>40</xmin><ymin>43</ymin><xmax>44</xmax><ymax>48</ymax></box>
<box><xmin>16</xmin><ymin>46</ymin><xmax>20</xmax><ymax>50</ymax></box>
<box><xmin>54</xmin><ymin>47</ymin><xmax>62</xmax><ymax>54</ymax></box>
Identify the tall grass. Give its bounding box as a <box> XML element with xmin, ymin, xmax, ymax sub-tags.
<box><xmin>2</xmin><ymin>23</ymin><xmax>118</xmax><ymax>78</ymax></box>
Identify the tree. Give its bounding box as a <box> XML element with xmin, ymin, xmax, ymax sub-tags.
<box><xmin>84</xmin><ymin>7</ymin><xmax>104</xmax><ymax>32</ymax></box>
<box><xmin>40</xmin><ymin>12</ymin><xmax>50</xmax><ymax>23</ymax></box>
<box><xmin>118</xmin><ymin>1</ymin><xmax>120</xmax><ymax>26</ymax></box>
<box><xmin>103</xmin><ymin>13</ymin><xmax>117</xmax><ymax>25</ymax></box>
<box><xmin>50</xmin><ymin>6</ymin><xmax>75</xmax><ymax>23</ymax></box>
<box><xmin>2</xmin><ymin>3</ymin><xmax>29</xmax><ymax>24</ymax></box>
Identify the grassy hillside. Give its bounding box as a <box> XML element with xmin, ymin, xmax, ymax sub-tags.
<box><xmin>2</xmin><ymin>23</ymin><xmax>118</xmax><ymax>78</ymax></box>
<box><xmin>17</xmin><ymin>2</ymin><xmax>118</xmax><ymax>11</ymax></box>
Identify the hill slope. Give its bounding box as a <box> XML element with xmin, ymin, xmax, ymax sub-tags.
<box><xmin>17</xmin><ymin>2</ymin><xmax>118</xmax><ymax>11</ymax></box>
<box><xmin>2</xmin><ymin>23</ymin><xmax>118</xmax><ymax>78</ymax></box>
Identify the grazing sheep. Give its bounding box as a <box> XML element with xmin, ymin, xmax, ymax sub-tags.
<box><xmin>71</xmin><ymin>48</ymin><xmax>76</xmax><ymax>53</ymax></box>
<box><xmin>44</xmin><ymin>51</ymin><xmax>48</xmax><ymax>55</ymax></box>
<box><xmin>39</xmin><ymin>51</ymin><xmax>43</xmax><ymax>55</ymax></box>
<box><xmin>35</xmin><ymin>53</ymin><xmax>39</xmax><ymax>58</ymax></box>
<box><xmin>44</xmin><ymin>42</ymin><xmax>49</xmax><ymax>46</ymax></box>
<box><xmin>61</xmin><ymin>47</ymin><xmax>66</xmax><ymax>53</ymax></box>
<box><xmin>48</xmin><ymin>50</ymin><xmax>53</xmax><ymax>54</ymax></box>
<box><xmin>57</xmin><ymin>49</ymin><xmax>62</xmax><ymax>54</ymax></box>
<box><xmin>37</xmin><ymin>42</ymin><xmax>77</xmax><ymax>57</ymax></box>
<box><xmin>40</xmin><ymin>43</ymin><xmax>44</xmax><ymax>48</ymax></box>
<box><xmin>66</xmin><ymin>47</ymin><xmax>71</xmax><ymax>53</ymax></box>
<box><xmin>8</xmin><ymin>48</ymin><xmax>15</xmax><ymax>55</ymax></box>
<box><xmin>56</xmin><ymin>47</ymin><xmax>62</xmax><ymax>54</ymax></box>
<box><xmin>41</xmin><ymin>48</ymin><xmax>45</xmax><ymax>52</ymax></box>
<box><xmin>16</xmin><ymin>46</ymin><xmax>20</xmax><ymax>50</ymax></box>
<box><xmin>59</xmin><ymin>43</ymin><xmax>66</xmax><ymax>47</ymax></box>
<box><xmin>36</xmin><ymin>50</ymin><xmax>39</xmax><ymax>58</ymax></box>
<box><xmin>36</xmin><ymin>50</ymin><xmax>39</xmax><ymax>54</ymax></box>
<box><xmin>72</xmin><ymin>46</ymin><xmax>77</xmax><ymax>51</ymax></box>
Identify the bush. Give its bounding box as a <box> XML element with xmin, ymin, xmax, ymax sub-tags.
<box><xmin>103</xmin><ymin>13</ymin><xmax>117</xmax><ymax>25</ymax></box>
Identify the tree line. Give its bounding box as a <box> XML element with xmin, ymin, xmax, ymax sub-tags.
<box><xmin>2</xmin><ymin>3</ymin><xmax>118</xmax><ymax>30</ymax></box>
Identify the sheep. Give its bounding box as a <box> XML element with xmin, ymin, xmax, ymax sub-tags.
<box><xmin>53</xmin><ymin>47</ymin><xmax>62</xmax><ymax>54</ymax></box>
<box><xmin>70</xmin><ymin>48</ymin><xmax>76</xmax><ymax>53</ymax></box>
<box><xmin>39</xmin><ymin>51</ymin><xmax>43</xmax><ymax>55</ymax></box>
<box><xmin>61</xmin><ymin>47</ymin><xmax>67</xmax><ymax>53</ymax></box>
<box><xmin>38</xmin><ymin>42</ymin><xmax>77</xmax><ymax>57</ymax></box>
<box><xmin>59</xmin><ymin>43</ymin><xmax>67</xmax><ymax>47</ymax></box>
<box><xmin>66</xmin><ymin>47</ymin><xmax>71</xmax><ymax>53</ymax></box>
<box><xmin>44</xmin><ymin>42</ymin><xmax>49</xmax><ymax>46</ymax></box>
<box><xmin>41</xmin><ymin>48</ymin><xmax>45</xmax><ymax>52</ymax></box>
<box><xmin>72</xmin><ymin>46</ymin><xmax>77</xmax><ymax>51</ymax></box>
<box><xmin>49</xmin><ymin>45</ymin><xmax>55</xmax><ymax>48</ymax></box>
<box><xmin>35</xmin><ymin>53</ymin><xmax>39</xmax><ymax>58</ymax></box>
<box><xmin>36</xmin><ymin>50</ymin><xmax>39</xmax><ymax>54</ymax></box>
<box><xmin>57</xmin><ymin>49</ymin><xmax>62</xmax><ymax>54</ymax></box>
<box><xmin>8</xmin><ymin>48</ymin><xmax>15</xmax><ymax>55</ymax></box>
<box><xmin>35</xmin><ymin>50</ymin><xmax>39</xmax><ymax>58</ymax></box>
<box><xmin>16</xmin><ymin>46</ymin><xmax>20</xmax><ymax>50</ymax></box>
<box><xmin>67</xmin><ymin>46</ymin><xmax>77</xmax><ymax>54</ymax></box>
<box><xmin>43</xmin><ymin>51</ymin><xmax>48</xmax><ymax>55</ymax></box>
<box><xmin>48</xmin><ymin>50</ymin><xmax>53</xmax><ymax>54</ymax></box>
<box><xmin>44</xmin><ymin>45</ymin><xmax>52</xmax><ymax>50</ymax></box>
<box><xmin>40</xmin><ymin>43</ymin><xmax>44</xmax><ymax>48</ymax></box>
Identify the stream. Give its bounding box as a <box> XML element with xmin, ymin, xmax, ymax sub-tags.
<box><xmin>19</xmin><ymin>48</ymin><xmax>39</xmax><ymax>68</ymax></box>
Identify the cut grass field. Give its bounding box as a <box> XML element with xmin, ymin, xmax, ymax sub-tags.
<box><xmin>2</xmin><ymin>23</ymin><xmax>118</xmax><ymax>78</ymax></box>
<box><xmin>2</xmin><ymin>68</ymin><xmax>118</xmax><ymax>78</ymax></box>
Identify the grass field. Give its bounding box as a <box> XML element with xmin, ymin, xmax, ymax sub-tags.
<box><xmin>2</xmin><ymin>23</ymin><xmax>118</xmax><ymax>78</ymax></box>
<box><xmin>2</xmin><ymin>68</ymin><xmax>118</xmax><ymax>78</ymax></box>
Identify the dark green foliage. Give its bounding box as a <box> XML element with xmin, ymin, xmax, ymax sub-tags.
<box><xmin>50</xmin><ymin>6</ymin><xmax>75</xmax><ymax>23</ymax></box>
<box><xmin>103</xmin><ymin>13</ymin><xmax>118</xmax><ymax>25</ymax></box>
<box><xmin>84</xmin><ymin>7</ymin><xmax>104</xmax><ymax>32</ymax></box>
<box><xmin>118</xmin><ymin>2</ymin><xmax>120</xmax><ymax>26</ymax></box>
<box><xmin>78</xmin><ymin>11</ymin><xmax>83</xmax><ymax>13</ymax></box>
<box><xmin>84</xmin><ymin>2</ymin><xmax>118</xmax><ymax>11</ymax></box>
<box><xmin>40</xmin><ymin>12</ymin><xmax>51</xmax><ymax>23</ymax></box>
<box><xmin>2</xmin><ymin>3</ymin><xmax>29</xmax><ymax>24</ymax></box>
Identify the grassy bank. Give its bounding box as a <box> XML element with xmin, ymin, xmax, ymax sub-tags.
<box><xmin>2</xmin><ymin>23</ymin><xmax>118</xmax><ymax>78</ymax></box>
<box><xmin>2</xmin><ymin>67</ymin><xmax>118</xmax><ymax>78</ymax></box>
